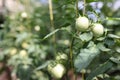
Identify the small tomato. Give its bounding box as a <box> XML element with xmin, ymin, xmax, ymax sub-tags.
<box><xmin>47</xmin><ymin>63</ymin><xmax>66</xmax><ymax>79</ymax></box>
<box><xmin>76</xmin><ymin>16</ymin><xmax>89</xmax><ymax>31</ymax></box>
<box><xmin>92</xmin><ymin>23</ymin><xmax>104</xmax><ymax>37</ymax></box>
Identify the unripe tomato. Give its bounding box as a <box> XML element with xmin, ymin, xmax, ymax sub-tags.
<box><xmin>21</xmin><ymin>12</ymin><xmax>28</xmax><ymax>18</ymax></box>
<box><xmin>76</xmin><ymin>16</ymin><xmax>89</xmax><ymax>31</ymax></box>
<box><xmin>34</xmin><ymin>25</ymin><xmax>40</xmax><ymax>31</ymax></box>
<box><xmin>51</xmin><ymin>64</ymin><xmax>66</xmax><ymax>79</ymax></box>
<box><xmin>92</xmin><ymin>23</ymin><xmax>104</xmax><ymax>37</ymax></box>
<box><xmin>55</xmin><ymin>53</ymin><xmax>68</xmax><ymax>61</ymax></box>
<box><xmin>19</xmin><ymin>50</ymin><xmax>28</xmax><ymax>57</ymax></box>
<box><xmin>10</xmin><ymin>48</ymin><xmax>17</xmax><ymax>56</ymax></box>
<box><xmin>47</xmin><ymin>63</ymin><xmax>66</xmax><ymax>79</ymax></box>
<box><xmin>22</xmin><ymin>42</ymin><xmax>29</xmax><ymax>49</ymax></box>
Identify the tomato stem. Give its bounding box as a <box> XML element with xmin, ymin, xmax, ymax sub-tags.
<box><xmin>70</xmin><ymin>38</ymin><xmax>74</xmax><ymax>69</ymax></box>
<box><xmin>76</xmin><ymin>0</ymin><xmax>79</xmax><ymax>18</ymax></box>
<box><xmin>69</xmin><ymin>0</ymin><xmax>79</xmax><ymax>70</ymax></box>
<box><xmin>48</xmin><ymin>0</ymin><xmax>56</xmax><ymax>54</ymax></box>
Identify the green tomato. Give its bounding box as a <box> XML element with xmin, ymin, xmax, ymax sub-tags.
<box><xmin>76</xmin><ymin>16</ymin><xmax>89</xmax><ymax>31</ymax></box>
<box><xmin>47</xmin><ymin>63</ymin><xmax>66</xmax><ymax>79</ymax></box>
<box><xmin>51</xmin><ymin>64</ymin><xmax>66</xmax><ymax>79</ymax></box>
<box><xmin>92</xmin><ymin>23</ymin><xmax>104</xmax><ymax>37</ymax></box>
<box><xmin>55</xmin><ymin>53</ymin><xmax>68</xmax><ymax>61</ymax></box>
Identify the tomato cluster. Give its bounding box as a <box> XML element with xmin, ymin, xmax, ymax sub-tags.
<box><xmin>76</xmin><ymin>16</ymin><xmax>104</xmax><ymax>37</ymax></box>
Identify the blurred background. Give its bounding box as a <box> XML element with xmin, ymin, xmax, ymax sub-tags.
<box><xmin>0</xmin><ymin>0</ymin><xmax>120</xmax><ymax>80</ymax></box>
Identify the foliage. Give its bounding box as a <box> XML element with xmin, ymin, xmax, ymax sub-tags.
<box><xmin>0</xmin><ymin>0</ymin><xmax>120</xmax><ymax>80</ymax></box>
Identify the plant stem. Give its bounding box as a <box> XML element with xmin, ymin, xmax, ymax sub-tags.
<box><xmin>48</xmin><ymin>0</ymin><xmax>56</xmax><ymax>53</ymax></box>
<box><xmin>49</xmin><ymin>0</ymin><xmax>54</xmax><ymax>28</ymax></box>
<box><xmin>76</xmin><ymin>0</ymin><xmax>79</xmax><ymax>18</ymax></box>
<box><xmin>69</xmin><ymin>0</ymin><xmax>79</xmax><ymax>79</ymax></box>
<box><xmin>82</xmin><ymin>73</ymin><xmax>85</xmax><ymax>80</ymax></box>
<box><xmin>83</xmin><ymin>0</ymin><xmax>86</xmax><ymax>16</ymax></box>
<box><xmin>70</xmin><ymin>38</ymin><xmax>75</xmax><ymax>69</ymax></box>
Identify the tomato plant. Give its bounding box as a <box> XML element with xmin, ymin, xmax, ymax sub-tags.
<box><xmin>0</xmin><ymin>0</ymin><xmax>120</xmax><ymax>80</ymax></box>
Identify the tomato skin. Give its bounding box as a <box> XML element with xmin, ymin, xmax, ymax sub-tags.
<box><xmin>47</xmin><ymin>63</ymin><xmax>66</xmax><ymax>79</ymax></box>
<box><xmin>76</xmin><ymin>16</ymin><xmax>89</xmax><ymax>31</ymax></box>
<box><xmin>92</xmin><ymin>23</ymin><xmax>104</xmax><ymax>37</ymax></box>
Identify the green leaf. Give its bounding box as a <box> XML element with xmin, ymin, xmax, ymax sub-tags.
<box><xmin>115</xmin><ymin>47</ymin><xmax>120</xmax><ymax>53</ymax></box>
<box><xmin>16</xmin><ymin>32</ymin><xmax>30</xmax><ymax>43</ymax></box>
<box><xmin>96</xmin><ymin>37</ymin><xmax>106</xmax><ymax>41</ymax></box>
<box><xmin>35</xmin><ymin>61</ymin><xmax>51</xmax><ymax>71</ymax></box>
<box><xmin>87</xmin><ymin>41</ymin><xmax>95</xmax><ymax>48</ymax></box>
<box><xmin>108</xmin><ymin>34</ymin><xmax>120</xmax><ymax>39</ymax></box>
<box><xmin>74</xmin><ymin>44</ymin><xmax>100</xmax><ymax>72</ymax></box>
<box><xmin>79</xmin><ymin>32</ymin><xmax>93</xmax><ymax>42</ymax></box>
<box><xmin>43</xmin><ymin>27</ymin><xmax>71</xmax><ymax>40</ymax></box>
<box><xmin>110</xmin><ymin>57</ymin><xmax>120</xmax><ymax>64</ymax></box>
<box><xmin>86</xmin><ymin>60</ymin><xmax>114</xmax><ymax>80</ymax></box>
<box><xmin>104</xmin><ymin>38</ymin><xmax>115</xmax><ymax>46</ymax></box>
<box><xmin>17</xmin><ymin>64</ymin><xmax>32</xmax><ymax>80</ymax></box>
<box><xmin>43</xmin><ymin>29</ymin><xmax>60</xmax><ymax>40</ymax></box>
<box><xmin>97</xmin><ymin>43</ymin><xmax>111</xmax><ymax>52</ymax></box>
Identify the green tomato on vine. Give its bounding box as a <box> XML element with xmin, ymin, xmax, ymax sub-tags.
<box><xmin>91</xmin><ymin>23</ymin><xmax>104</xmax><ymax>37</ymax></box>
<box><xmin>47</xmin><ymin>62</ymin><xmax>66</xmax><ymax>79</ymax></box>
<box><xmin>76</xmin><ymin>16</ymin><xmax>89</xmax><ymax>31</ymax></box>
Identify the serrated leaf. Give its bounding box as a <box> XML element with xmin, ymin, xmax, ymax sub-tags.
<box><xmin>74</xmin><ymin>45</ymin><xmax>100</xmax><ymax>72</ymax></box>
<box><xmin>79</xmin><ymin>32</ymin><xmax>93</xmax><ymax>42</ymax></box>
<box><xmin>97</xmin><ymin>43</ymin><xmax>111</xmax><ymax>52</ymax></box>
<box><xmin>86</xmin><ymin>60</ymin><xmax>114</xmax><ymax>80</ymax></box>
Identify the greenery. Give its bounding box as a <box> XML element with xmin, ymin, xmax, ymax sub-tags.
<box><xmin>0</xmin><ymin>0</ymin><xmax>120</xmax><ymax>80</ymax></box>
